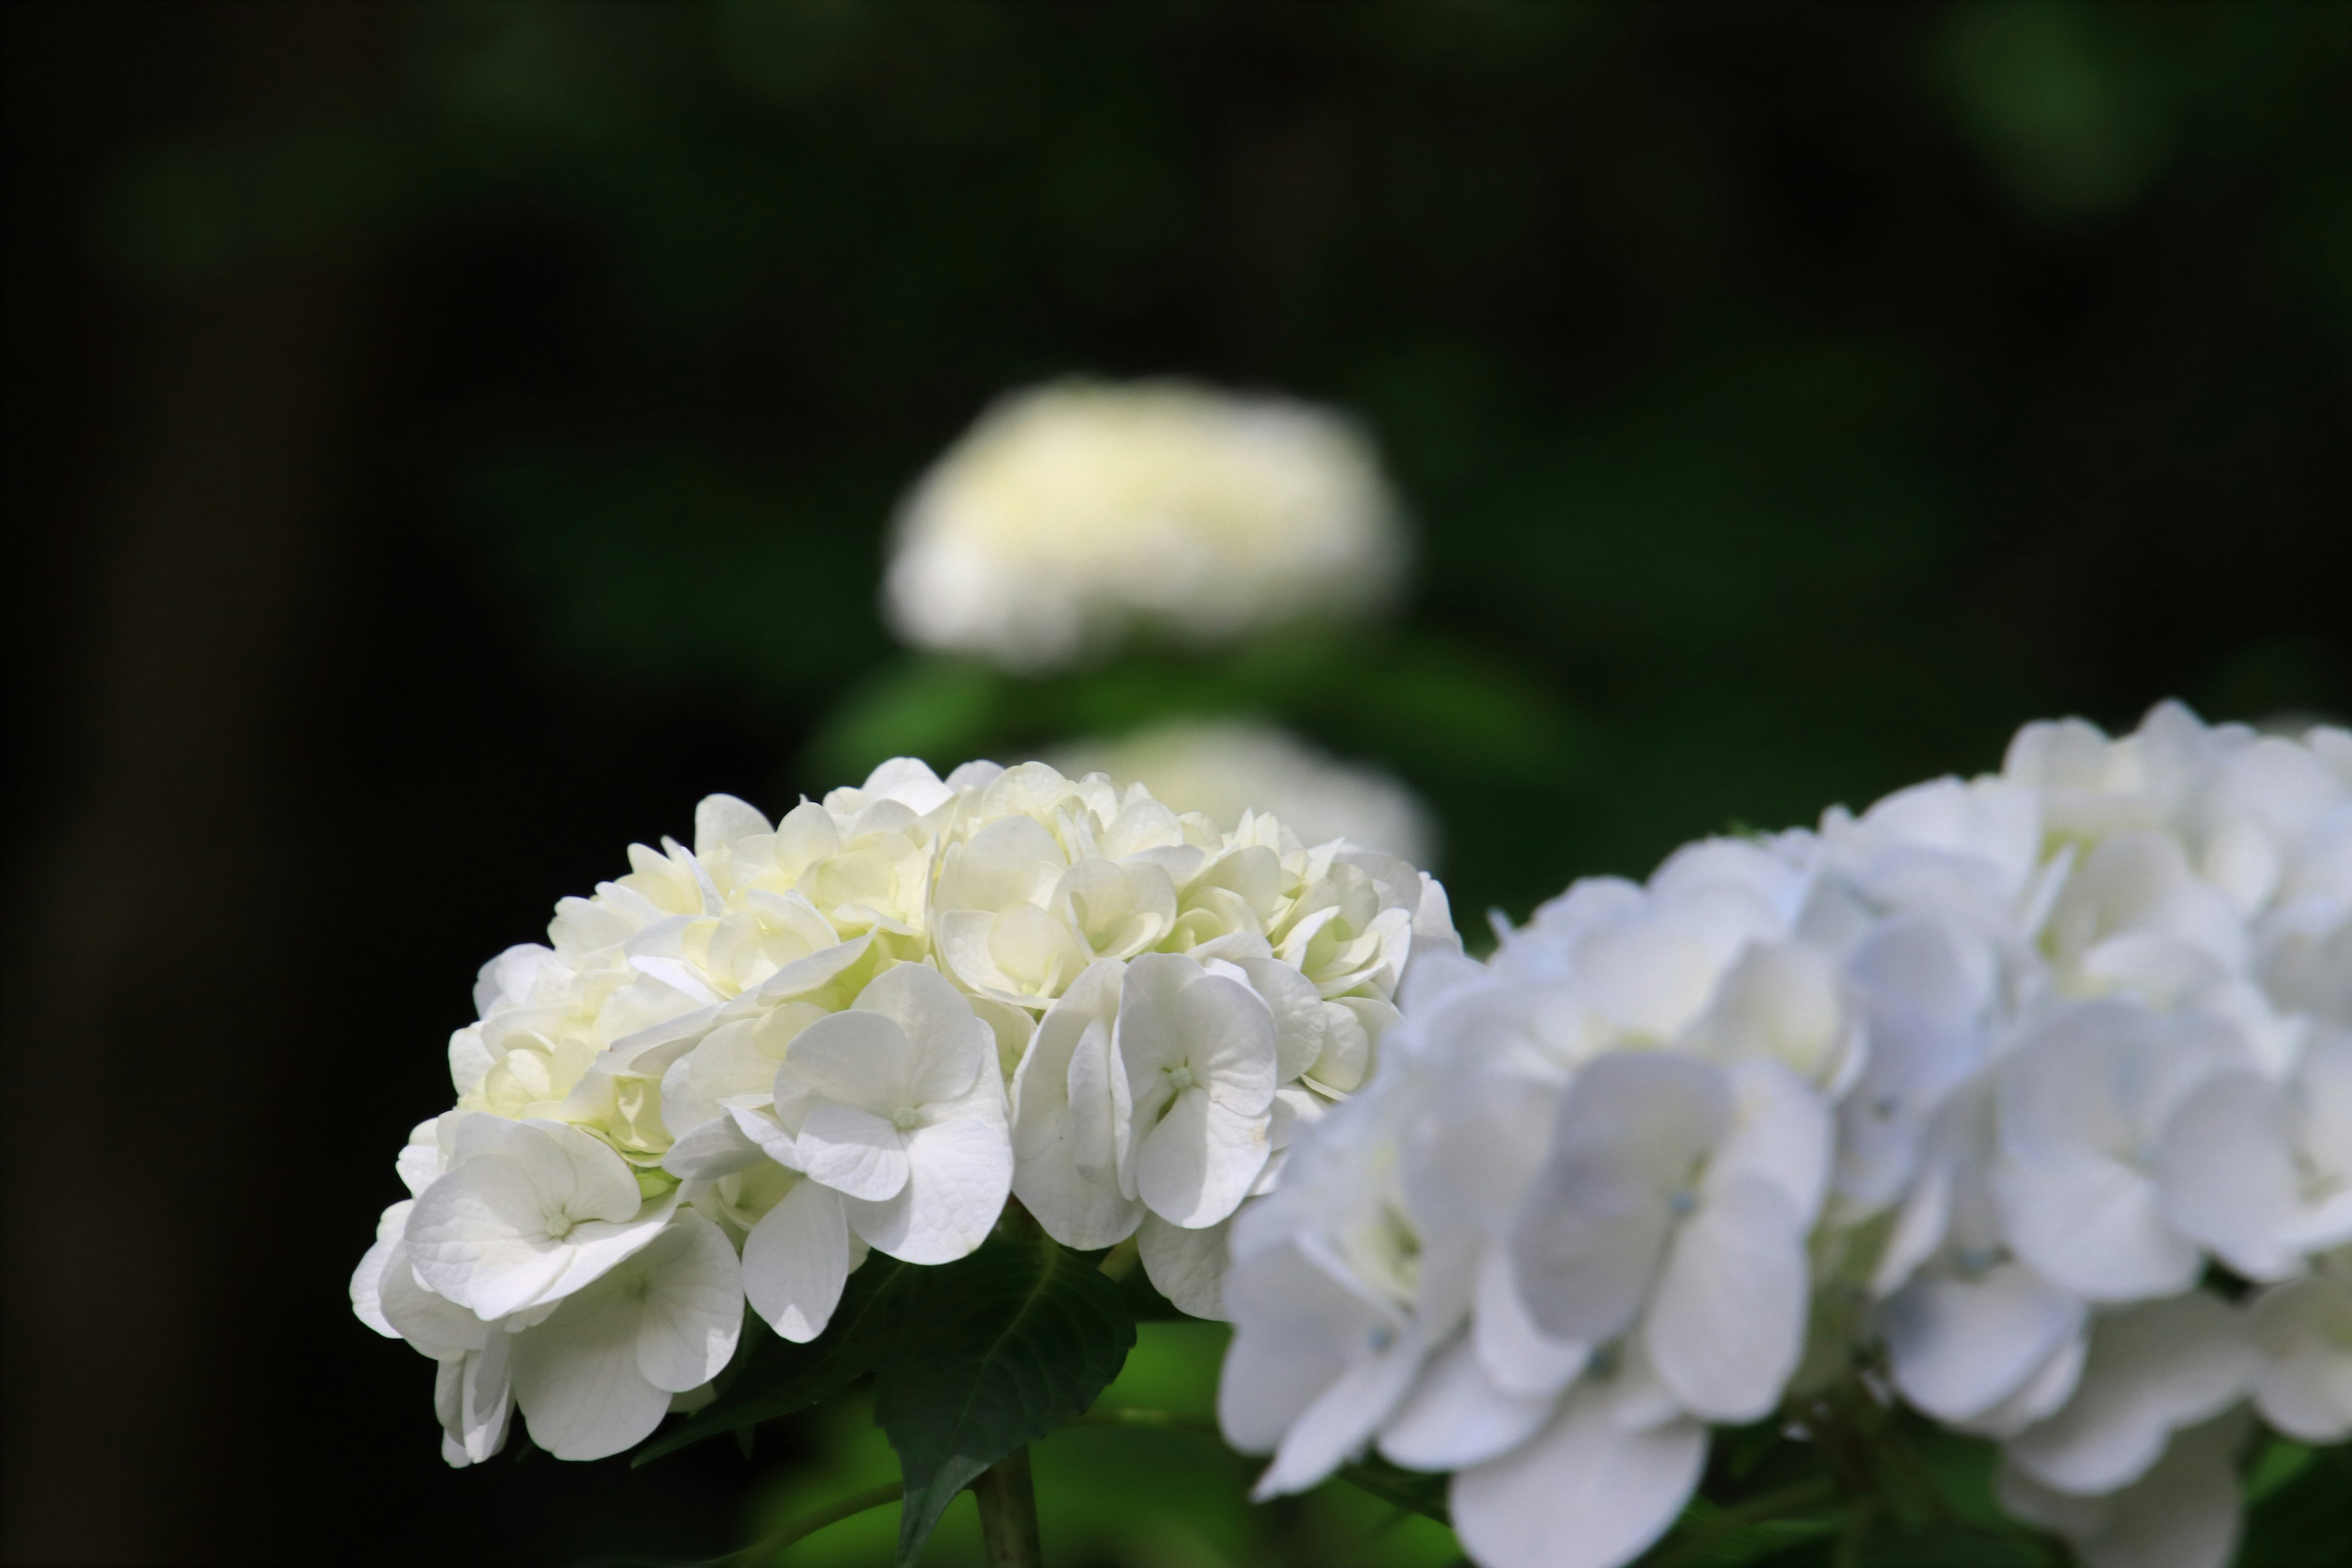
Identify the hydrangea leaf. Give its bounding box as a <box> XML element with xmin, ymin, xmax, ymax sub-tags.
<box><xmin>870</xmin><ymin>1231</ymin><xmax>1136</xmax><ymax>1567</ymax></box>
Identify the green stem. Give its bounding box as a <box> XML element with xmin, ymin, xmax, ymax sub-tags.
<box><xmin>1096</xmin><ymin>1236</ymin><xmax>1140</xmax><ymax>1281</ymax></box>
<box><xmin>972</xmin><ymin>1447</ymin><xmax>1044</xmax><ymax>1568</ymax></box>
<box><xmin>725</xmin><ymin>1481</ymin><xmax>903</xmax><ymax>1566</ymax></box>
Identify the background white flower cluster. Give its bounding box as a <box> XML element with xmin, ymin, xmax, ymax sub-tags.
<box><xmin>1220</xmin><ymin>703</ymin><xmax>2352</xmax><ymax>1568</ymax></box>
<box><xmin>352</xmin><ymin>757</ymin><xmax>1457</xmax><ymax>1466</ymax></box>
<box><xmin>1049</xmin><ymin>717</ymin><xmax>1438</xmax><ymax>869</ymax></box>
<box><xmin>883</xmin><ymin>379</ymin><xmax>1409</xmax><ymax>671</ymax></box>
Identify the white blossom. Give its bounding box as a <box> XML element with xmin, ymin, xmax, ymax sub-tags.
<box><xmin>884</xmin><ymin>379</ymin><xmax>1408</xmax><ymax>669</ymax></box>
<box><xmin>356</xmin><ymin>754</ymin><xmax>1453</xmax><ymax>1463</ymax></box>
<box><xmin>1049</xmin><ymin>718</ymin><xmax>1437</xmax><ymax>866</ymax></box>
<box><xmin>1216</xmin><ymin>703</ymin><xmax>2351</xmax><ymax>1568</ymax></box>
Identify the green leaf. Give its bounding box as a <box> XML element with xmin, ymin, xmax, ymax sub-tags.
<box><xmin>2239</xmin><ymin>1441</ymin><xmax>2352</xmax><ymax>1568</ymax></box>
<box><xmin>870</xmin><ymin>1232</ymin><xmax>1137</xmax><ymax>1567</ymax></box>
<box><xmin>630</xmin><ymin>1257</ymin><xmax>908</xmax><ymax>1466</ymax></box>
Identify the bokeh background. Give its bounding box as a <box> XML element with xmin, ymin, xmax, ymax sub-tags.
<box><xmin>4</xmin><ymin>2</ymin><xmax>2346</xmax><ymax>1564</ymax></box>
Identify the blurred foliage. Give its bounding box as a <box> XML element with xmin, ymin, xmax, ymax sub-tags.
<box><xmin>76</xmin><ymin>0</ymin><xmax>2348</xmax><ymax>922</ymax></box>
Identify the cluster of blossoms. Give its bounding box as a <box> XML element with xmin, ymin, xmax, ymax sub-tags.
<box><xmin>883</xmin><ymin>379</ymin><xmax>1409</xmax><ymax>669</ymax></box>
<box><xmin>352</xmin><ymin>758</ymin><xmax>1457</xmax><ymax>1466</ymax></box>
<box><xmin>1221</xmin><ymin>704</ymin><xmax>2352</xmax><ymax>1568</ymax></box>
<box><xmin>1049</xmin><ymin>717</ymin><xmax>1438</xmax><ymax>869</ymax></box>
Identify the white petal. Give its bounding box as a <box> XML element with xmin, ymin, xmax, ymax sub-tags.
<box><xmin>1509</xmin><ymin>1051</ymin><xmax>1730</xmax><ymax>1346</ymax></box>
<box><xmin>1884</xmin><ymin>1262</ymin><xmax>2088</xmax><ymax>1423</ymax></box>
<box><xmin>630</xmin><ymin>1214</ymin><xmax>742</xmax><ymax>1393</ymax></box>
<box><xmin>662</xmin><ymin>1112</ymin><xmax>768</xmax><ymax>1182</ymax></box>
<box><xmin>405</xmin><ymin>1139</ymin><xmax>674</xmax><ymax>1320</ymax></box>
<box><xmin>1137</xmin><ymin>1089</ymin><xmax>1272</xmax><ymax>1229</ymax></box>
<box><xmin>1473</xmin><ymin>1240</ymin><xmax>1589</xmax><ymax>1398</ymax></box>
<box><xmin>1992</xmin><ymin>1152</ymin><xmax>2200</xmax><ymax>1305</ymax></box>
<box><xmin>382</xmin><ymin>1248</ymin><xmax>493</xmax><ymax>1359</ymax></box>
<box><xmin>1254</xmin><ymin>1329</ymin><xmax>1424</xmax><ymax>1498</ymax></box>
<box><xmin>742</xmin><ymin>1178</ymin><xmax>850</xmax><ymax>1343</ymax></box>
<box><xmin>508</xmin><ymin>1272</ymin><xmax>670</xmax><ymax>1461</ymax></box>
<box><xmin>1451</xmin><ymin>1374</ymin><xmax>1707</xmax><ymax>1568</ymax></box>
<box><xmin>1999</xmin><ymin>1413</ymin><xmax>2247</xmax><ymax>1568</ymax></box>
<box><xmin>1379</xmin><ymin>1330</ymin><xmax>1555</xmax><ymax>1471</ymax></box>
<box><xmin>1137</xmin><ymin>1209</ymin><xmax>1232</xmax><ymax>1321</ymax></box>
<box><xmin>436</xmin><ymin>1333</ymin><xmax>514</xmax><ymax>1466</ymax></box>
<box><xmin>842</xmin><ymin>1100</ymin><xmax>1011</xmax><ymax>1264</ymax></box>
<box><xmin>352</xmin><ymin>1202</ymin><xmax>411</xmax><ymax>1339</ymax></box>
<box><xmin>2003</xmin><ymin>1292</ymin><xmax>2255</xmax><ymax>1496</ymax></box>
<box><xmin>1643</xmin><ymin>1175</ymin><xmax>1807</xmax><ymax>1422</ymax></box>
<box><xmin>1236</xmin><ymin>956</ymin><xmax>1328</xmax><ymax>1083</ymax></box>
<box><xmin>774</xmin><ymin>1008</ymin><xmax>917</xmax><ymax>1118</ymax></box>
<box><xmin>1219</xmin><ymin>1238</ymin><xmax>1392</xmax><ymax>1449</ymax></box>
<box><xmin>795</xmin><ymin>1102</ymin><xmax>912</xmax><ymax>1201</ymax></box>
<box><xmin>1714</xmin><ymin>1059</ymin><xmax>1832</xmax><ymax>1224</ymax></box>
<box><xmin>1010</xmin><ymin>961</ymin><xmax>1140</xmax><ymax>1249</ymax></box>
<box><xmin>851</xmin><ymin>960</ymin><xmax>991</xmax><ymax>1106</ymax></box>
<box><xmin>1181</xmin><ymin>974</ymin><xmax>1280</xmax><ymax>1115</ymax></box>
<box><xmin>2247</xmin><ymin>1276</ymin><xmax>2352</xmax><ymax>1442</ymax></box>
<box><xmin>2155</xmin><ymin>1072</ymin><xmax>2303</xmax><ymax>1281</ymax></box>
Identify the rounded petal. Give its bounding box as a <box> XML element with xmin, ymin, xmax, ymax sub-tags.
<box><xmin>1137</xmin><ymin>1089</ymin><xmax>1272</xmax><ymax>1229</ymax></box>
<box><xmin>1253</xmin><ymin>1330</ymin><xmax>1425</xmax><ymax>1498</ymax></box>
<box><xmin>1451</xmin><ymin>1376</ymin><xmax>1707</xmax><ymax>1568</ymax></box>
<box><xmin>1993</xmin><ymin>1152</ymin><xmax>2201</xmax><ymax>1305</ymax></box>
<box><xmin>795</xmin><ymin>1102</ymin><xmax>911</xmax><ymax>1202</ymax></box>
<box><xmin>1137</xmin><ymin>1210</ymin><xmax>1232</xmax><ymax>1320</ymax></box>
<box><xmin>2003</xmin><ymin>1292</ymin><xmax>2255</xmax><ymax>1496</ymax></box>
<box><xmin>842</xmin><ymin>1102</ymin><xmax>1011</xmax><ymax>1264</ymax></box>
<box><xmin>774</xmin><ymin>1009</ymin><xmax>914</xmax><ymax>1117</ymax></box>
<box><xmin>851</xmin><ymin>960</ymin><xmax>990</xmax><ymax>1106</ymax></box>
<box><xmin>2155</xmin><ymin>1072</ymin><xmax>2303</xmax><ymax>1281</ymax></box>
<box><xmin>508</xmin><ymin>1276</ymin><xmax>671</xmax><ymax>1462</ymax></box>
<box><xmin>743</xmin><ymin>1178</ymin><xmax>850</xmax><ymax>1343</ymax></box>
<box><xmin>2247</xmin><ymin>1276</ymin><xmax>2352</xmax><ymax>1442</ymax></box>
<box><xmin>633</xmin><ymin>1213</ymin><xmax>744</xmax><ymax>1393</ymax></box>
<box><xmin>1643</xmin><ymin>1175</ymin><xmax>1807</xmax><ymax>1423</ymax></box>
<box><xmin>1379</xmin><ymin>1331</ymin><xmax>1555</xmax><ymax>1472</ymax></box>
<box><xmin>1884</xmin><ymin>1262</ymin><xmax>2088</xmax><ymax>1423</ymax></box>
<box><xmin>1509</xmin><ymin>1053</ymin><xmax>1730</xmax><ymax>1347</ymax></box>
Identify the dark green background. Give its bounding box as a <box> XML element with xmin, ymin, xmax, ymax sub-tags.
<box><xmin>4</xmin><ymin>2</ymin><xmax>2345</xmax><ymax>1564</ymax></box>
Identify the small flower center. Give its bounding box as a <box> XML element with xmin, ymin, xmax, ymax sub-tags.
<box><xmin>891</xmin><ymin>1106</ymin><xmax>921</xmax><ymax>1131</ymax></box>
<box><xmin>545</xmin><ymin>1214</ymin><xmax>575</xmax><ymax>1240</ymax></box>
<box><xmin>1166</xmin><ymin>1065</ymin><xmax>1197</xmax><ymax>1092</ymax></box>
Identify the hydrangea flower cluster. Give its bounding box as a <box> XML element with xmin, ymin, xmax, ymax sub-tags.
<box><xmin>883</xmin><ymin>379</ymin><xmax>1408</xmax><ymax>669</ymax></box>
<box><xmin>1219</xmin><ymin>704</ymin><xmax>2352</xmax><ymax>1568</ymax></box>
<box><xmin>1049</xmin><ymin>717</ymin><xmax>1437</xmax><ymax>868</ymax></box>
<box><xmin>352</xmin><ymin>758</ymin><xmax>1456</xmax><ymax>1466</ymax></box>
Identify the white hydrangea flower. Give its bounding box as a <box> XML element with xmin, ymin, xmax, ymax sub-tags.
<box><xmin>1217</xmin><ymin>703</ymin><xmax>2351</xmax><ymax>1568</ymax></box>
<box><xmin>884</xmin><ymin>379</ymin><xmax>1408</xmax><ymax>669</ymax></box>
<box><xmin>356</xmin><ymin>754</ymin><xmax>1454</xmax><ymax>1463</ymax></box>
<box><xmin>1049</xmin><ymin>718</ymin><xmax>1437</xmax><ymax>867</ymax></box>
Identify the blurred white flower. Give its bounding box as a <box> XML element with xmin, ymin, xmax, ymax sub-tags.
<box><xmin>884</xmin><ymin>379</ymin><xmax>1408</xmax><ymax>669</ymax></box>
<box><xmin>1216</xmin><ymin>702</ymin><xmax>2352</xmax><ymax>1568</ymax></box>
<box><xmin>1049</xmin><ymin>719</ymin><xmax>1437</xmax><ymax>867</ymax></box>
